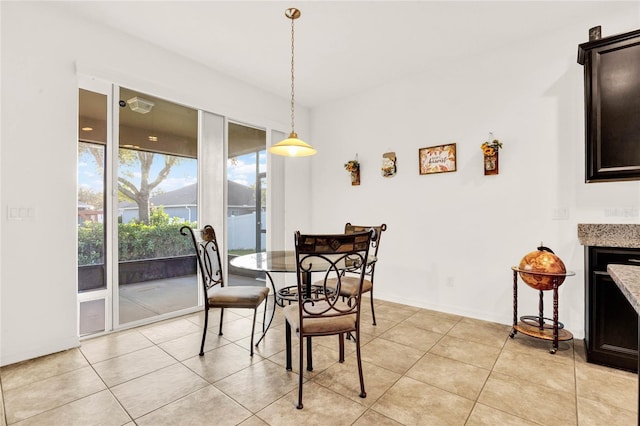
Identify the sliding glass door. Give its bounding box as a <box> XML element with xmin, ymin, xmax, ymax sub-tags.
<box><xmin>78</xmin><ymin>81</ymin><xmax>276</xmax><ymax>336</ymax></box>
<box><xmin>116</xmin><ymin>87</ymin><xmax>200</xmax><ymax>325</ymax></box>
<box><xmin>78</xmin><ymin>82</ymin><xmax>201</xmax><ymax>334</ymax></box>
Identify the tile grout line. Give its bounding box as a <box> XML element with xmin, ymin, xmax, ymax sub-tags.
<box><xmin>297</xmin><ymin>338</ymin><xmax>402</xmax><ymax>425</ymax></box>
<box><xmin>353</xmin><ymin>313</ymin><xmax>457</xmax><ymax>425</ymax></box>
<box><xmin>466</xmin><ymin>334</ymin><xmax>532</xmax><ymax>425</ymax></box>
<box><xmin>4</xmin><ymin>349</ymin><xmax>133</xmax><ymax>425</ymax></box>
<box><xmin>573</xmin><ymin>340</ymin><xmax>581</xmax><ymax>425</ymax></box>
<box><xmin>355</xmin><ymin>331</ymin><xmax>432</xmax><ymax>426</ymax></box>
<box><xmin>80</xmin><ymin>346</ymin><xmax>135</xmax><ymax>424</ymax></box>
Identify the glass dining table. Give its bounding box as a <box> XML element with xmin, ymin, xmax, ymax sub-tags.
<box><xmin>230</xmin><ymin>250</ymin><xmax>377</xmax><ymax>363</ymax></box>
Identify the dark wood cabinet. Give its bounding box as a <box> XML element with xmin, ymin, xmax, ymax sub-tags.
<box><xmin>578</xmin><ymin>29</ymin><xmax>640</xmax><ymax>182</ymax></box>
<box><xmin>585</xmin><ymin>246</ymin><xmax>638</xmax><ymax>372</ymax></box>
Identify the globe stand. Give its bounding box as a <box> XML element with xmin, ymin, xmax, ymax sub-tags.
<box><xmin>520</xmin><ymin>315</ymin><xmax>565</xmax><ymax>330</ymax></box>
<box><xmin>509</xmin><ymin>267</ymin><xmax>575</xmax><ymax>354</ymax></box>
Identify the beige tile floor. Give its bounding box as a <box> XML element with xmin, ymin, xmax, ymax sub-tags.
<box><xmin>1</xmin><ymin>296</ymin><xmax>638</xmax><ymax>425</ymax></box>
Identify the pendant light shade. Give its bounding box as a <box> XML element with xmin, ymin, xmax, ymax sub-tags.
<box><xmin>269</xmin><ymin>7</ymin><xmax>317</xmax><ymax>157</ymax></box>
<box><xmin>269</xmin><ymin>132</ymin><xmax>317</xmax><ymax>157</ymax></box>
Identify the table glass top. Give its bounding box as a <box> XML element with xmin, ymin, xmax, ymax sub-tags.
<box><xmin>230</xmin><ymin>250</ymin><xmax>376</xmax><ymax>273</ymax></box>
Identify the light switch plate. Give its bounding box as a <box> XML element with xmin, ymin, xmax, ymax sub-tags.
<box><xmin>7</xmin><ymin>206</ymin><xmax>35</xmax><ymax>221</ymax></box>
<box><xmin>552</xmin><ymin>208</ymin><xmax>569</xmax><ymax>220</ymax></box>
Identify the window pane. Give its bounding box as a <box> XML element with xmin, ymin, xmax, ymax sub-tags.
<box><xmin>227</xmin><ymin>123</ymin><xmax>266</xmax><ymax>284</ymax></box>
<box><xmin>78</xmin><ymin>89</ymin><xmax>107</xmax><ymax>293</ymax></box>
<box><xmin>117</xmin><ymin>88</ymin><xmax>199</xmax><ymax>325</ymax></box>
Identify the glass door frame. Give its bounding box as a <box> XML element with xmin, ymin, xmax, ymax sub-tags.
<box><xmin>77</xmin><ymin>76</ymin><xmax>115</xmax><ymax>337</ymax></box>
<box><xmin>257</xmin><ymin>170</ymin><xmax>266</xmax><ymax>253</ymax></box>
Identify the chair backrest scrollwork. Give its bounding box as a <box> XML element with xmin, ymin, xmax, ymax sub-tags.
<box><xmin>294</xmin><ymin>230</ymin><xmax>372</xmax><ymax>319</ymax></box>
<box><xmin>344</xmin><ymin>223</ymin><xmax>387</xmax><ymax>276</ymax></box>
<box><xmin>180</xmin><ymin>225</ymin><xmax>225</xmax><ymax>304</ymax></box>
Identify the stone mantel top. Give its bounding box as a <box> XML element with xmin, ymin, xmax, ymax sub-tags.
<box><xmin>608</xmin><ymin>264</ymin><xmax>640</xmax><ymax>315</ymax></box>
<box><xmin>578</xmin><ymin>223</ymin><xmax>640</xmax><ymax>248</ymax></box>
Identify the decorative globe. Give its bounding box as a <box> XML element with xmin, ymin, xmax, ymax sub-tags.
<box><xmin>518</xmin><ymin>246</ymin><xmax>566</xmax><ymax>290</ymax></box>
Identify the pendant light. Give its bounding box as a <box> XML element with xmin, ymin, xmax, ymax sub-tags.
<box><xmin>269</xmin><ymin>7</ymin><xmax>317</xmax><ymax>157</ymax></box>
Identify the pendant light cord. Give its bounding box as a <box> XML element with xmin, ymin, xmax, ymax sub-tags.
<box><xmin>289</xmin><ymin>13</ymin><xmax>296</xmax><ymax>135</ymax></box>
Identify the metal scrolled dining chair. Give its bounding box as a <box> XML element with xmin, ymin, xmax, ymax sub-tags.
<box><xmin>181</xmin><ymin>225</ymin><xmax>270</xmax><ymax>357</ymax></box>
<box><xmin>323</xmin><ymin>223</ymin><xmax>387</xmax><ymax>326</ymax></box>
<box><xmin>284</xmin><ymin>230</ymin><xmax>373</xmax><ymax>409</ymax></box>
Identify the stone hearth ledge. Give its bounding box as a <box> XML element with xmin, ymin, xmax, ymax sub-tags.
<box><xmin>578</xmin><ymin>224</ymin><xmax>640</xmax><ymax>248</ymax></box>
<box><xmin>608</xmin><ymin>264</ymin><xmax>640</xmax><ymax>315</ymax></box>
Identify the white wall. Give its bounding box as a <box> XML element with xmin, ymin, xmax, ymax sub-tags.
<box><xmin>0</xmin><ymin>2</ymin><xmax>312</xmax><ymax>366</ymax></box>
<box><xmin>309</xmin><ymin>8</ymin><xmax>640</xmax><ymax>339</ymax></box>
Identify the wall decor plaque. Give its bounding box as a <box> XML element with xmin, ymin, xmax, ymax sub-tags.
<box><xmin>419</xmin><ymin>143</ymin><xmax>457</xmax><ymax>175</ymax></box>
<box><xmin>382</xmin><ymin>152</ymin><xmax>397</xmax><ymax>177</ymax></box>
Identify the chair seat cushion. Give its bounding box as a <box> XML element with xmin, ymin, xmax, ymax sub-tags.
<box><xmin>208</xmin><ymin>286</ymin><xmax>269</xmax><ymax>309</ymax></box>
<box><xmin>324</xmin><ymin>276</ymin><xmax>372</xmax><ymax>297</ymax></box>
<box><xmin>283</xmin><ymin>301</ymin><xmax>356</xmax><ymax>335</ymax></box>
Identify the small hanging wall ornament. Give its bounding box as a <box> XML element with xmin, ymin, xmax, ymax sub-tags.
<box><xmin>480</xmin><ymin>132</ymin><xmax>503</xmax><ymax>175</ymax></box>
<box><xmin>344</xmin><ymin>155</ymin><xmax>360</xmax><ymax>186</ymax></box>
<box><xmin>382</xmin><ymin>152</ymin><xmax>397</xmax><ymax>177</ymax></box>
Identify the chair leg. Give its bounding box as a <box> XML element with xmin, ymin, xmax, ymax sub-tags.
<box><xmin>306</xmin><ymin>336</ymin><xmax>313</xmax><ymax>371</ymax></box>
<box><xmin>297</xmin><ymin>334</ymin><xmax>304</xmax><ymax>409</ymax></box>
<box><xmin>262</xmin><ymin>298</ymin><xmax>268</xmax><ymax>334</ymax></box>
<box><xmin>355</xmin><ymin>329</ymin><xmax>366</xmax><ymax>399</ymax></box>
<box><xmin>369</xmin><ymin>289</ymin><xmax>377</xmax><ymax>326</ymax></box>
<box><xmin>285</xmin><ymin>321</ymin><xmax>292</xmax><ymax>371</ymax></box>
<box><xmin>249</xmin><ymin>308</ymin><xmax>257</xmax><ymax>357</ymax></box>
<box><xmin>339</xmin><ymin>333</ymin><xmax>345</xmax><ymax>362</ymax></box>
<box><xmin>199</xmin><ymin>308</ymin><xmax>208</xmax><ymax>356</ymax></box>
<box><xmin>346</xmin><ymin>297</ymin><xmax>354</xmax><ymax>339</ymax></box>
<box><xmin>218</xmin><ymin>308</ymin><xmax>225</xmax><ymax>335</ymax></box>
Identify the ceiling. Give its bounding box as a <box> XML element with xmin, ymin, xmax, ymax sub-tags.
<box><xmin>62</xmin><ymin>1</ymin><xmax>636</xmax><ymax>108</ymax></box>
<box><xmin>80</xmin><ymin>86</ymin><xmax>266</xmax><ymax>158</ymax></box>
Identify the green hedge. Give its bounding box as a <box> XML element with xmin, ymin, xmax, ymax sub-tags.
<box><xmin>78</xmin><ymin>221</ymin><xmax>197</xmax><ymax>265</ymax></box>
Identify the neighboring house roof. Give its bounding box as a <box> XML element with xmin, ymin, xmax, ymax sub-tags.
<box><xmin>228</xmin><ymin>181</ymin><xmax>255</xmax><ymax>207</ymax></box>
<box><xmin>120</xmin><ymin>181</ymin><xmax>255</xmax><ymax>208</ymax></box>
<box><xmin>152</xmin><ymin>183</ymin><xmax>197</xmax><ymax>206</ymax></box>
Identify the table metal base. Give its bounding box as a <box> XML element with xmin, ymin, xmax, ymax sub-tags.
<box><xmin>276</xmin><ymin>285</ymin><xmax>334</xmax><ymax>307</ymax></box>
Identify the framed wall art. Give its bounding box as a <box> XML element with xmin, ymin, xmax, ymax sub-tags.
<box><xmin>419</xmin><ymin>143</ymin><xmax>457</xmax><ymax>175</ymax></box>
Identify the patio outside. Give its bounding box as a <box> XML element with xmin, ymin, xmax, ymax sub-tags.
<box><xmin>80</xmin><ymin>273</ymin><xmax>266</xmax><ymax>335</ymax></box>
